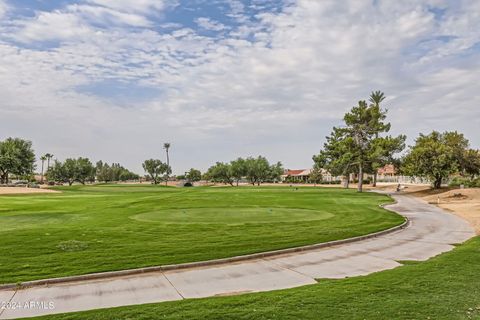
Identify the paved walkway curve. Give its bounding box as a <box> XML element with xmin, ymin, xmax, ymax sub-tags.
<box><xmin>0</xmin><ymin>194</ymin><xmax>475</xmax><ymax>319</ymax></box>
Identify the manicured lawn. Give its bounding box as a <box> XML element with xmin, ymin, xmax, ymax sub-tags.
<box><xmin>35</xmin><ymin>237</ymin><xmax>480</xmax><ymax>320</ymax></box>
<box><xmin>0</xmin><ymin>185</ymin><xmax>402</xmax><ymax>284</ymax></box>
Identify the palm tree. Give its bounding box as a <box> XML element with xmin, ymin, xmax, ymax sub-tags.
<box><xmin>44</xmin><ymin>153</ymin><xmax>54</xmax><ymax>181</ymax></box>
<box><xmin>369</xmin><ymin>90</ymin><xmax>385</xmax><ymax>106</ymax></box>
<box><xmin>163</xmin><ymin>143</ymin><xmax>171</xmax><ymax>186</ymax></box>
<box><xmin>369</xmin><ymin>91</ymin><xmax>387</xmax><ymax>187</ymax></box>
<box><xmin>40</xmin><ymin>155</ymin><xmax>47</xmax><ymax>182</ymax></box>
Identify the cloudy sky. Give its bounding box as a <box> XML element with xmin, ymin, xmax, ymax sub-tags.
<box><xmin>1</xmin><ymin>0</ymin><xmax>479</xmax><ymax>174</ymax></box>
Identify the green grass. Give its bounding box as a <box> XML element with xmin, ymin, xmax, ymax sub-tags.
<box><xmin>35</xmin><ymin>237</ymin><xmax>480</xmax><ymax>320</ymax></box>
<box><xmin>0</xmin><ymin>185</ymin><xmax>403</xmax><ymax>284</ymax></box>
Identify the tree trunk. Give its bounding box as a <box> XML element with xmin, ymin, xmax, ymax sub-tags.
<box><xmin>165</xmin><ymin>150</ymin><xmax>170</xmax><ymax>187</ymax></box>
<box><xmin>434</xmin><ymin>176</ymin><xmax>442</xmax><ymax>189</ymax></box>
<box><xmin>41</xmin><ymin>161</ymin><xmax>45</xmax><ymax>182</ymax></box>
<box><xmin>343</xmin><ymin>175</ymin><xmax>350</xmax><ymax>189</ymax></box>
<box><xmin>373</xmin><ymin>172</ymin><xmax>377</xmax><ymax>187</ymax></box>
<box><xmin>236</xmin><ymin>180</ymin><xmax>239</xmax><ymax>187</ymax></box>
<box><xmin>358</xmin><ymin>163</ymin><xmax>364</xmax><ymax>192</ymax></box>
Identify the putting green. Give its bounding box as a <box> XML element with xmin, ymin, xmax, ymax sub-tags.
<box><xmin>131</xmin><ymin>207</ymin><xmax>334</xmax><ymax>225</ymax></box>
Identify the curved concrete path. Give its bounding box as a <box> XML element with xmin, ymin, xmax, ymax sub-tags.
<box><xmin>0</xmin><ymin>194</ymin><xmax>475</xmax><ymax>319</ymax></box>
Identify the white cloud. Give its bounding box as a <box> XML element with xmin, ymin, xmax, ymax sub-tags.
<box><xmin>11</xmin><ymin>0</ymin><xmax>178</xmax><ymax>43</ymax></box>
<box><xmin>195</xmin><ymin>17</ymin><xmax>226</xmax><ymax>32</ymax></box>
<box><xmin>0</xmin><ymin>0</ymin><xmax>7</xmax><ymax>19</ymax></box>
<box><xmin>85</xmin><ymin>0</ymin><xmax>174</xmax><ymax>14</ymax></box>
<box><xmin>13</xmin><ymin>11</ymin><xmax>93</xmax><ymax>42</ymax></box>
<box><xmin>68</xmin><ymin>4</ymin><xmax>153</xmax><ymax>27</ymax></box>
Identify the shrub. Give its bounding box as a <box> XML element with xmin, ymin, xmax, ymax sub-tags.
<box><xmin>449</xmin><ymin>177</ymin><xmax>480</xmax><ymax>188</ymax></box>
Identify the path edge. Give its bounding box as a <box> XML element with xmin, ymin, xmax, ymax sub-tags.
<box><xmin>0</xmin><ymin>194</ymin><xmax>408</xmax><ymax>290</ymax></box>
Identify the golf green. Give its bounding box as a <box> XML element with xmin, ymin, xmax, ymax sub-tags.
<box><xmin>0</xmin><ymin>185</ymin><xmax>403</xmax><ymax>284</ymax></box>
<box><xmin>131</xmin><ymin>207</ymin><xmax>334</xmax><ymax>224</ymax></box>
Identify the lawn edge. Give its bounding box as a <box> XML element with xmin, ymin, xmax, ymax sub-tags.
<box><xmin>0</xmin><ymin>194</ymin><xmax>407</xmax><ymax>291</ymax></box>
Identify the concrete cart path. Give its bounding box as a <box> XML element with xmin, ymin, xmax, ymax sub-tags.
<box><xmin>0</xmin><ymin>194</ymin><xmax>475</xmax><ymax>319</ymax></box>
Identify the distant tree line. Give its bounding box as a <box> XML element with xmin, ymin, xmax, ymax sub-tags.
<box><xmin>3</xmin><ymin>93</ymin><xmax>480</xmax><ymax>191</ymax></box>
<box><xmin>47</xmin><ymin>159</ymin><xmax>140</xmax><ymax>185</ymax></box>
<box><xmin>204</xmin><ymin>156</ymin><xmax>283</xmax><ymax>186</ymax></box>
<box><xmin>96</xmin><ymin>161</ymin><xmax>139</xmax><ymax>183</ymax></box>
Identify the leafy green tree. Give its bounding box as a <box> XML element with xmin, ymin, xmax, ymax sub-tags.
<box><xmin>186</xmin><ymin>168</ymin><xmax>202</xmax><ymax>182</ymax></box>
<box><xmin>268</xmin><ymin>161</ymin><xmax>284</xmax><ymax>183</ymax></box>
<box><xmin>96</xmin><ymin>161</ymin><xmax>112</xmax><ymax>182</ymax></box>
<box><xmin>308</xmin><ymin>168</ymin><xmax>323</xmax><ymax>185</ymax></box>
<box><xmin>205</xmin><ymin>162</ymin><xmax>234</xmax><ymax>186</ymax></box>
<box><xmin>118</xmin><ymin>168</ymin><xmax>140</xmax><ymax>181</ymax></box>
<box><xmin>230</xmin><ymin>157</ymin><xmax>247</xmax><ymax>186</ymax></box>
<box><xmin>47</xmin><ymin>160</ymin><xmax>67</xmax><ymax>184</ymax></box>
<box><xmin>313</xmin><ymin>127</ymin><xmax>356</xmax><ymax>188</ymax></box>
<box><xmin>369</xmin><ymin>135</ymin><xmax>406</xmax><ymax>186</ymax></box>
<box><xmin>343</xmin><ymin>100</ymin><xmax>389</xmax><ymax>192</ymax></box>
<box><xmin>245</xmin><ymin>156</ymin><xmax>283</xmax><ymax>186</ymax></box>
<box><xmin>142</xmin><ymin>159</ymin><xmax>171</xmax><ymax>185</ymax></box>
<box><xmin>402</xmin><ymin>131</ymin><xmax>470</xmax><ymax>189</ymax></box>
<box><xmin>314</xmin><ymin>91</ymin><xmax>404</xmax><ymax>192</ymax></box>
<box><xmin>205</xmin><ymin>156</ymin><xmax>282</xmax><ymax>186</ymax></box>
<box><xmin>367</xmin><ymin>91</ymin><xmax>406</xmax><ymax>187</ymax></box>
<box><xmin>0</xmin><ymin>137</ymin><xmax>36</xmax><ymax>184</ymax></box>
<box><xmin>76</xmin><ymin>158</ymin><xmax>95</xmax><ymax>184</ymax></box>
<box><xmin>48</xmin><ymin>158</ymin><xmax>95</xmax><ymax>185</ymax></box>
<box><xmin>462</xmin><ymin>149</ymin><xmax>480</xmax><ymax>179</ymax></box>
<box><xmin>245</xmin><ymin>156</ymin><xmax>267</xmax><ymax>186</ymax></box>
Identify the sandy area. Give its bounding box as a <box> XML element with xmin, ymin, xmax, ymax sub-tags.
<box><xmin>372</xmin><ymin>183</ymin><xmax>480</xmax><ymax>235</ymax></box>
<box><xmin>0</xmin><ymin>187</ymin><xmax>60</xmax><ymax>195</ymax></box>
<box><xmin>416</xmin><ymin>188</ymin><xmax>480</xmax><ymax>234</ymax></box>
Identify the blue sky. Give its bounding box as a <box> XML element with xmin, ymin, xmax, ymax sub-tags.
<box><xmin>0</xmin><ymin>0</ymin><xmax>479</xmax><ymax>174</ymax></box>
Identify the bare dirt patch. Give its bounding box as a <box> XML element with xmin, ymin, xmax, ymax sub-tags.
<box><xmin>419</xmin><ymin>188</ymin><xmax>480</xmax><ymax>234</ymax></box>
<box><xmin>373</xmin><ymin>184</ymin><xmax>480</xmax><ymax>234</ymax></box>
<box><xmin>0</xmin><ymin>187</ymin><xmax>60</xmax><ymax>195</ymax></box>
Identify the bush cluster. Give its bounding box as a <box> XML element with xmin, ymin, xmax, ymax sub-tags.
<box><xmin>449</xmin><ymin>177</ymin><xmax>480</xmax><ymax>188</ymax></box>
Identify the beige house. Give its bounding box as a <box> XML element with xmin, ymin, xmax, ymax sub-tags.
<box><xmin>281</xmin><ymin>168</ymin><xmax>342</xmax><ymax>183</ymax></box>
